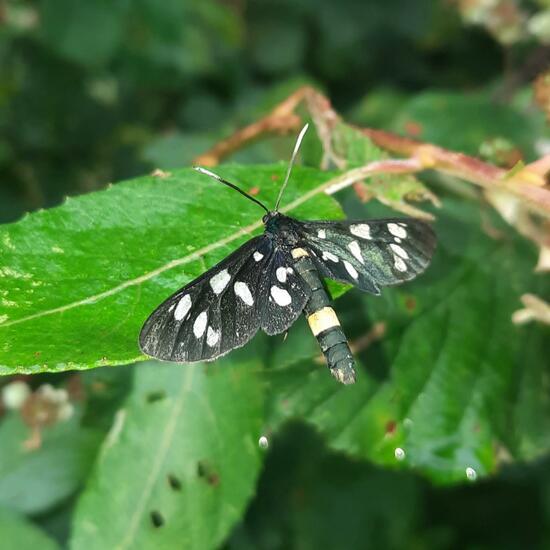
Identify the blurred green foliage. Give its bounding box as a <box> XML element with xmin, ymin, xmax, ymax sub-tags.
<box><xmin>1</xmin><ymin>0</ymin><xmax>549</xmax><ymax>549</ymax></box>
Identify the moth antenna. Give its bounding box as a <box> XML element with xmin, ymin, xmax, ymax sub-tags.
<box><xmin>275</xmin><ymin>123</ymin><xmax>309</xmax><ymax>211</ymax></box>
<box><xmin>193</xmin><ymin>166</ymin><xmax>269</xmax><ymax>214</ymax></box>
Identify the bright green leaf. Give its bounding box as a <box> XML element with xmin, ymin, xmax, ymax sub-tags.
<box><xmin>0</xmin><ymin>165</ymin><xmax>343</xmax><ymax>375</ymax></box>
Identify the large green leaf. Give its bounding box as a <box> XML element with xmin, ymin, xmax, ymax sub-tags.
<box><xmin>263</xmin><ymin>199</ymin><xmax>549</xmax><ymax>483</ymax></box>
<box><xmin>71</xmin><ymin>358</ymin><xmax>264</xmax><ymax>550</ymax></box>
<box><xmin>0</xmin><ymin>165</ymin><xmax>343</xmax><ymax>375</ymax></box>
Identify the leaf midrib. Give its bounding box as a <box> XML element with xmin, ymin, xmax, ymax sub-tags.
<box><xmin>116</xmin><ymin>369</ymin><xmax>194</xmax><ymax>550</ymax></box>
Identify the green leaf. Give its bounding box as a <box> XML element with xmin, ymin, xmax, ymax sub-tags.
<box><xmin>263</xmin><ymin>199</ymin><xmax>549</xmax><ymax>483</ymax></box>
<box><xmin>0</xmin><ymin>413</ymin><xmax>101</xmax><ymax>515</ymax></box>
<box><xmin>391</xmin><ymin>91</ymin><xmax>541</xmax><ymax>161</ymax></box>
<box><xmin>331</xmin><ymin>123</ymin><xmax>437</xmax><ymax>212</ymax></box>
<box><xmin>71</xmin><ymin>359</ymin><xmax>264</xmax><ymax>550</ymax></box>
<box><xmin>0</xmin><ymin>508</ymin><xmax>60</xmax><ymax>550</ymax></box>
<box><xmin>0</xmin><ymin>165</ymin><xmax>342</xmax><ymax>375</ymax></box>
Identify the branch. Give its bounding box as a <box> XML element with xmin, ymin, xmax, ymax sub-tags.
<box><xmin>192</xmin><ymin>86</ymin><xmax>550</xmax><ymax>217</ymax></box>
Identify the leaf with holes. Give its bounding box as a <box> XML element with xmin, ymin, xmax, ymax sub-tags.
<box><xmin>0</xmin><ymin>165</ymin><xmax>344</xmax><ymax>375</ymax></box>
<box><xmin>71</xmin><ymin>359</ymin><xmax>264</xmax><ymax>550</ymax></box>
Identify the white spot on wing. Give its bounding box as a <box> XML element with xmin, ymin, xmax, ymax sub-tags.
<box><xmin>390</xmin><ymin>243</ymin><xmax>409</xmax><ymax>259</ymax></box>
<box><xmin>253</xmin><ymin>251</ymin><xmax>264</xmax><ymax>262</ymax></box>
<box><xmin>270</xmin><ymin>286</ymin><xmax>292</xmax><ymax>306</ymax></box>
<box><xmin>276</xmin><ymin>267</ymin><xmax>289</xmax><ymax>283</ymax></box>
<box><xmin>234</xmin><ymin>281</ymin><xmax>254</xmax><ymax>306</ymax></box>
<box><xmin>210</xmin><ymin>269</ymin><xmax>230</xmax><ymax>294</ymax></box>
<box><xmin>193</xmin><ymin>311</ymin><xmax>208</xmax><ymax>338</ymax></box>
<box><xmin>344</xmin><ymin>260</ymin><xmax>359</xmax><ymax>279</ymax></box>
<box><xmin>317</xmin><ymin>229</ymin><xmax>326</xmax><ymax>239</ymax></box>
<box><xmin>174</xmin><ymin>295</ymin><xmax>192</xmax><ymax>321</ymax></box>
<box><xmin>394</xmin><ymin>255</ymin><xmax>407</xmax><ymax>272</ymax></box>
<box><xmin>322</xmin><ymin>251</ymin><xmax>339</xmax><ymax>263</ymax></box>
<box><xmin>206</xmin><ymin>326</ymin><xmax>220</xmax><ymax>347</ymax></box>
<box><xmin>350</xmin><ymin>224</ymin><xmax>371</xmax><ymax>240</ymax></box>
<box><xmin>347</xmin><ymin>240</ymin><xmax>364</xmax><ymax>264</ymax></box>
<box><xmin>388</xmin><ymin>223</ymin><xmax>407</xmax><ymax>239</ymax></box>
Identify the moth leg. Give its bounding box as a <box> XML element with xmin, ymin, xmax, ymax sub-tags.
<box><xmin>291</xmin><ymin>248</ymin><xmax>356</xmax><ymax>385</ymax></box>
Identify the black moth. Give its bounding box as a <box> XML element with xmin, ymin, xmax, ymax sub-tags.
<box><xmin>139</xmin><ymin>125</ymin><xmax>436</xmax><ymax>384</ymax></box>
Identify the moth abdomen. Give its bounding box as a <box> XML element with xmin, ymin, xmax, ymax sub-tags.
<box><xmin>308</xmin><ymin>308</ymin><xmax>356</xmax><ymax>384</ymax></box>
<box><xmin>292</xmin><ymin>247</ymin><xmax>356</xmax><ymax>385</ymax></box>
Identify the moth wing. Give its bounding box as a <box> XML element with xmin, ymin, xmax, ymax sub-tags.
<box><xmin>258</xmin><ymin>246</ymin><xmax>311</xmax><ymax>336</ymax></box>
<box><xmin>298</xmin><ymin>218</ymin><xmax>436</xmax><ymax>295</ymax></box>
<box><xmin>139</xmin><ymin>235</ymin><xmax>273</xmax><ymax>363</ymax></box>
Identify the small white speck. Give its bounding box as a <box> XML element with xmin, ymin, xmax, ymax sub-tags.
<box><xmin>210</xmin><ymin>269</ymin><xmax>231</xmax><ymax>294</ymax></box>
<box><xmin>322</xmin><ymin>251</ymin><xmax>339</xmax><ymax>263</ymax></box>
<box><xmin>206</xmin><ymin>326</ymin><xmax>220</xmax><ymax>347</ymax></box>
<box><xmin>347</xmin><ymin>240</ymin><xmax>364</xmax><ymax>264</ymax></box>
<box><xmin>395</xmin><ymin>447</ymin><xmax>406</xmax><ymax>461</ymax></box>
<box><xmin>403</xmin><ymin>418</ymin><xmax>413</xmax><ymax>428</ymax></box>
<box><xmin>1</xmin><ymin>381</ymin><xmax>31</xmax><ymax>410</ymax></box>
<box><xmin>271</xmin><ymin>286</ymin><xmax>292</xmax><ymax>306</ymax></box>
<box><xmin>258</xmin><ymin>436</ymin><xmax>269</xmax><ymax>449</ymax></box>
<box><xmin>394</xmin><ymin>255</ymin><xmax>407</xmax><ymax>272</ymax></box>
<box><xmin>344</xmin><ymin>260</ymin><xmax>358</xmax><ymax>279</ymax></box>
<box><xmin>466</xmin><ymin>467</ymin><xmax>477</xmax><ymax>481</ymax></box>
<box><xmin>51</xmin><ymin>246</ymin><xmax>64</xmax><ymax>254</ymax></box>
<box><xmin>253</xmin><ymin>251</ymin><xmax>264</xmax><ymax>262</ymax></box>
<box><xmin>174</xmin><ymin>295</ymin><xmax>192</xmax><ymax>321</ymax></box>
<box><xmin>394</xmin><ymin>237</ymin><xmax>402</xmax><ymax>243</ymax></box>
<box><xmin>388</xmin><ymin>223</ymin><xmax>407</xmax><ymax>239</ymax></box>
<box><xmin>317</xmin><ymin>229</ymin><xmax>326</xmax><ymax>239</ymax></box>
<box><xmin>276</xmin><ymin>266</ymin><xmax>289</xmax><ymax>283</ymax></box>
<box><xmin>234</xmin><ymin>281</ymin><xmax>254</xmax><ymax>306</ymax></box>
<box><xmin>390</xmin><ymin>243</ymin><xmax>409</xmax><ymax>259</ymax></box>
<box><xmin>193</xmin><ymin>311</ymin><xmax>208</xmax><ymax>338</ymax></box>
<box><xmin>350</xmin><ymin>224</ymin><xmax>372</xmax><ymax>240</ymax></box>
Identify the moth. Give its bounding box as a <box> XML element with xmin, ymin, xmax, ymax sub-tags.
<box><xmin>139</xmin><ymin>125</ymin><xmax>436</xmax><ymax>384</ymax></box>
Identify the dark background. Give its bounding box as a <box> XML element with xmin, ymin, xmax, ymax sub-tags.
<box><xmin>1</xmin><ymin>0</ymin><xmax>549</xmax><ymax>548</ymax></box>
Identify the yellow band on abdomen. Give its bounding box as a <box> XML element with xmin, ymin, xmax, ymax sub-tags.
<box><xmin>307</xmin><ymin>307</ymin><xmax>340</xmax><ymax>336</ymax></box>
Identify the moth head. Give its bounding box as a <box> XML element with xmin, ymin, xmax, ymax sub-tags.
<box><xmin>262</xmin><ymin>210</ymin><xmax>280</xmax><ymax>226</ymax></box>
